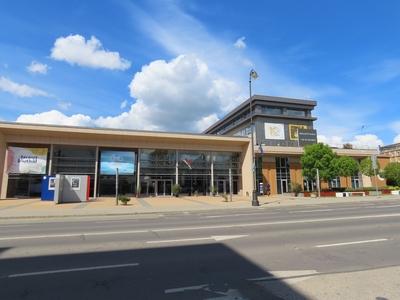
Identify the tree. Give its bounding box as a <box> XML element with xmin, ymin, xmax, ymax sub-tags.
<box><xmin>333</xmin><ymin>156</ymin><xmax>359</xmax><ymax>187</ymax></box>
<box><xmin>301</xmin><ymin>143</ymin><xmax>338</xmax><ymax>181</ymax></box>
<box><xmin>360</xmin><ymin>157</ymin><xmax>380</xmax><ymax>177</ymax></box>
<box><xmin>383</xmin><ymin>162</ymin><xmax>400</xmax><ymax>186</ymax></box>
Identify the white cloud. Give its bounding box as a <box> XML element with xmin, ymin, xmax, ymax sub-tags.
<box><xmin>16</xmin><ymin>55</ymin><xmax>242</xmax><ymax>132</ymax></box>
<box><xmin>50</xmin><ymin>34</ymin><xmax>131</xmax><ymax>70</ymax></box>
<box><xmin>318</xmin><ymin>133</ymin><xmax>383</xmax><ymax>149</ymax></box>
<box><xmin>58</xmin><ymin>101</ymin><xmax>71</xmax><ymax>110</ymax></box>
<box><xmin>394</xmin><ymin>134</ymin><xmax>400</xmax><ymax>144</ymax></box>
<box><xmin>120</xmin><ymin>99</ymin><xmax>128</xmax><ymax>109</ymax></box>
<box><xmin>16</xmin><ymin>110</ymin><xmax>94</xmax><ymax>127</ymax></box>
<box><xmin>27</xmin><ymin>61</ymin><xmax>49</xmax><ymax>74</ymax></box>
<box><xmin>234</xmin><ymin>36</ymin><xmax>246</xmax><ymax>49</ymax></box>
<box><xmin>0</xmin><ymin>76</ymin><xmax>48</xmax><ymax>97</ymax></box>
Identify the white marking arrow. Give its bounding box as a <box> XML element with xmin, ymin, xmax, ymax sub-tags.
<box><xmin>146</xmin><ymin>234</ymin><xmax>248</xmax><ymax>244</ymax></box>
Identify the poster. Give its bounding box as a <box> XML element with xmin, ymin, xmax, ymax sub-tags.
<box><xmin>71</xmin><ymin>177</ymin><xmax>80</xmax><ymax>190</ymax></box>
<box><xmin>48</xmin><ymin>177</ymin><xmax>56</xmax><ymax>190</ymax></box>
<box><xmin>7</xmin><ymin>147</ymin><xmax>48</xmax><ymax>174</ymax></box>
<box><xmin>289</xmin><ymin>124</ymin><xmax>308</xmax><ymax>140</ymax></box>
<box><xmin>100</xmin><ymin>150</ymin><xmax>135</xmax><ymax>175</ymax></box>
<box><xmin>264</xmin><ymin>123</ymin><xmax>285</xmax><ymax>140</ymax></box>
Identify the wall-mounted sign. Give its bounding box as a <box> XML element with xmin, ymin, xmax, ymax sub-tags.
<box><xmin>289</xmin><ymin>124</ymin><xmax>308</xmax><ymax>140</ymax></box>
<box><xmin>7</xmin><ymin>147</ymin><xmax>48</xmax><ymax>174</ymax></box>
<box><xmin>71</xmin><ymin>177</ymin><xmax>81</xmax><ymax>190</ymax></box>
<box><xmin>264</xmin><ymin>123</ymin><xmax>285</xmax><ymax>140</ymax></box>
<box><xmin>298</xmin><ymin>129</ymin><xmax>317</xmax><ymax>146</ymax></box>
<box><xmin>100</xmin><ymin>150</ymin><xmax>135</xmax><ymax>175</ymax></box>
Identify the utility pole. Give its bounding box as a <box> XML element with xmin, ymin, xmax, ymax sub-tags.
<box><xmin>316</xmin><ymin>168</ymin><xmax>321</xmax><ymax>197</ymax></box>
<box><xmin>115</xmin><ymin>168</ymin><xmax>119</xmax><ymax>206</ymax></box>
<box><xmin>249</xmin><ymin>69</ymin><xmax>259</xmax><ymax>206</ymax></box>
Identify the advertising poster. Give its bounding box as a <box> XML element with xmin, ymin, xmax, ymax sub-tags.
<box><xmin>7</xmin><ymin>147</ymin><xmax>48</xmax><ymax>174</ymax></box>
<box><xmin>289</xmin><ymin>124</ymin><xmax>308</xmax><ymax>140</ymax></box>
<box><xmin>100</xmin><ymin>151</ymin><xmax>135</xmax><ymax>175</ymax></box>
<box><xmin>264</xmin><ymin>123</ymin><xmax>285</xmax><ymax>140</ymax></box>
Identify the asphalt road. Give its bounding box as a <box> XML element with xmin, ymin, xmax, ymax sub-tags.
<box><xmin>1</xmin><ymin>198</ymin><xmax>400</xmax><ymax>299</ymax></box>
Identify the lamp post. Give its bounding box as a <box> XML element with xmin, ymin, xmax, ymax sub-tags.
<box><xmin>249</xmin><ymin>69</ymin><xmax>259</xmax><ymax>206</ymax></box>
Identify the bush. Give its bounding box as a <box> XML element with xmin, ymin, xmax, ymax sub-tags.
<box><xmin>172</xmin><ymin>184</ymin><xmax>181</xmax><ymax>197</ymax></box>
<box><xmin>118</xmin><ymin>195</ymin><xmax>131</xmax><ymax>205</ymax></box>
<box><xmin>221</xmin><ymin>193</ymin><xmax>229</xmax><ymax>202</ymax></box>
<box><xmin>383</xmin><ymin>163</ymin><xmax>400</xmax><ymax>186</ymax></box>
<box><xmin>291</xmin><ymin>183</ymin><xmax>303</xmax><ymax>196</ymax></box>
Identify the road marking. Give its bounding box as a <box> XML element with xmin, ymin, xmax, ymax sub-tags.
<box><xmin>204</xmin><ymin>212</ymin><xmax>279</xmax><ymax>218</ymax></box>
<box><xmin>2</xmin><ymin>213</ymin><xmax>400</xmax><ymax>241</ymax></box>
<box><xmin>0</xmin><ymin>230</ymin><xmax>147</xmax><ymax>241</ymax></box>
<box><xmin>147</xmin><ymin>235</ymin><xmax>248</xmax><ymax>244</ymax></box>
<box><xmin>165</xmin><ymin>284</ymin><xmax>208</xmax><ymax>294</ymax></box>
<box><xmin>248</xmin><ymin>270</ymin><xmax>318</xmax><ymax>284</ymax></box>
<box><xmin>290</xmin><ymin>209</ymin><xmax>334</xmax><ymax>213</ymax></box>
<box><xmin>7</xmin><ymin>262</ymin><xmax>140</xmax><ymax>278</ymax></box>
<box><xmin>371</xmin><ymin>205</ymin><xmax>400</xmax><ymax>209</ymax></box>
<box><xmin>316</xmin><ymin>238</ymin><xmax>388</xmax><ymax>248</ymax></box>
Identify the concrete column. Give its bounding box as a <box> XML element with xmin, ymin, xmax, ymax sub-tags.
<box><xmin>93</xmin><ymin>146</ymin><xmax>99</xmax><ymax>198</ymax></box>
<box><xmin>136</xmin><ymin>149</ymin><xmax>141</xmax><ymax>196</ymax></box>
<box><xmin>48</xmin><ymin>144</ymin><xmax>54</xmax><ymax>176</ymax></box>
<box><xmin>0</xmin><ymin>133</ymin><xmax>8</xmax><ymax>199</ymax></box>
<box><xmin>210</xmin><ymin>153</ymin><xmax>214</xmax><ymax>196</ymax></box>
<box><xmin>175</xmin><ymin>150</ymin><xmax>179</xmax><ymax>185</ymax></box>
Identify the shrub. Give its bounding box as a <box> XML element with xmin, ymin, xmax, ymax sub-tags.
<box><xmin>383</xmin><ymin>163</ymin><xmax>400</xmax><ymax>186</ymax></box>
<box><xmin>172</xmin><ymin>184</ymin><xmax>181</xmax><ymax>197</ymax></box>
<box><xmin>221</xmin><ymin>193</ymin><xmax>228</xmax><ymax>202</ymax></box>
<box><xmin>291</xmin><ymin>183</ymin><xmax>303</xmax><ymax>196</ymax></box>
<box><xmin>118</xmin><ymin>195</ymin><xmax>131</xmax><ymax>205</ymax></box>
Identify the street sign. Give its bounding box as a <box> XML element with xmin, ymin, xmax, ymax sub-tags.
<box><xmin>298</xmin><ymin>129</ymin><xmax>318</xmax><ymax>146</ymax></box>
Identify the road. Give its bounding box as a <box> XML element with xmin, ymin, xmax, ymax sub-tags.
<box><xmin>1</xmin><ymin>198</ymin><xmax>400</xmax><ymax>299</ymax></box>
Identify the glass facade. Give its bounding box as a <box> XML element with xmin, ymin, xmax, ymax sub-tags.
<box><xmin>276</xmin><ymin>157</ymin><xmax>291</xmax><ymax>194</ymax></box>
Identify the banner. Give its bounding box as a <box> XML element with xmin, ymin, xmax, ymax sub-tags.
<box><xmin>100</xmin><ymin>151</ymin><xmax>135</xmax><ymax>175</ymax></box>
<box><xmin>264</xmin><ymin>123</ymin><xmax>285</xmax><ymax>140</ymax></box>
<box><xmin>7</xmin><ymin>147</ymin><xmax>48</xmax><ymax>174</ymax></box>
<box><xmin>289</xmin><ymin>124</ymin><xmax>308</xmax><ymax>140</ymax></box>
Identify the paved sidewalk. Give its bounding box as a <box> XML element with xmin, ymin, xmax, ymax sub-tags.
<box><xmin>0</xmin><ymin>194</ymin><xmax>399</xmax><ymax>220</ymax></box>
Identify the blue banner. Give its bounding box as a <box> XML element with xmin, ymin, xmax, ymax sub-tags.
<box><xmin>100</xmin><ymin>151</ymin><xmax>135</xmax><ymax>175</ymax></box>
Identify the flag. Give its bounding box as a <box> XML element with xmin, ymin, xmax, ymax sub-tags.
<box><xmin>182</xmin><ymin>159</ymin><xmax>193</xmax><ymax>169</ymax></box>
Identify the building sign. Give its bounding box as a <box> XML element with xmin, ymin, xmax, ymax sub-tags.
<box><xmin>298</xmin><ymin>129</ymin><xmax>317</xmax><ymax>146</ymax></box>
<box><xmin>264</xmin><ymin>123</ymin><xmax>285</xmax><ymax>140</ymax></box>
<box><xmin>289</xmin><ymin>124</ymin><xmax>308</xmax><ymax>140</ymax></box>
<box><xmin>7</xmin><ymin>147</ymin><xmax>48</xmax><ymax>174</ymax></box>
<box><xmin>100</xmin><ymin>151</ymin><xmax>135</xmax><ymax>175</ymax></box>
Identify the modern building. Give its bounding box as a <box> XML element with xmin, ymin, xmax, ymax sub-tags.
<box><xmin>0</xmin><ymin>122</ymin><xmax>252</xmax><ymax>199</ymax></box>
<box><xmin>0</xmin><ymin>94</ymin><xmax>391</xmax><ymax>200</ymax></box>
<box><xmin>380</xmin><ymin>143</ymin><xmax>400</xmax><ymax>163</ymax></box>
<box><xmin>205</xmin><ymin>95</ymin><xmax>389</xmax><ymax>195</ymax></box>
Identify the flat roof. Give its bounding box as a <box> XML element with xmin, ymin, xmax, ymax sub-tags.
<box><xmin>0</xmin><ymin>121</ymin><xmax>250</xmax><ymax>144</ymax></box>
<box><xmin>203</xmin><ymin>94</ymin><xmax>317</xmax><ymax>133</ymax></box>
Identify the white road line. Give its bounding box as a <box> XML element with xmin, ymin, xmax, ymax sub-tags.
<box><xmin>290</xmin><ymin>209</ymin><xmax>334</xmax><ymax>213</ymax></box>
<box><xmin>7</xmin><ymin>262</ymin><xmax>140</xmax><ymax>278</ymax></box>
<box><xmin>2</xmin><ymin>212</ymin><xmax>400</xmax><ymax>241</ymax></box>
<box><xmin>165</xmin><ymin>284</ymin><xmax>208</xmax><ymax>294</ymax></box>
<box><xmin>0</xmin><ymin>230</ymin><xmax>147</xmax><ymax>241</ymax></box>
<box><xmin>147</xmin><ymin>235</ymin><xmax>248</xmax><ymax>244</ymax></box>
<box><xmin>371</xmin><ymin>205</ymin><xmax>400</xmax><ymax>209</ymax></box>
<box><xmin>316</xmin><ymin>238</ymin><xmax>388</xmax><ymax>248</ymax></box>
<box><xmin>204</xmin><ymin>212</ymin><xmax>279</xmax><ymax>218</ymax></box>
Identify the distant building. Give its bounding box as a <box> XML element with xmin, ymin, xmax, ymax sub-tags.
<box><xmin>380</xmin><ymin>143</ymin><xmax>400</xmax><ymax>163</ymax></box>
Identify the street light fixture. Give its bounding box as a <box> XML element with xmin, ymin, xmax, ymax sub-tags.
<box><xmin>249</xmin><ymin>69</ymin><xmax>259</xmax><ymax>206</ymax></box>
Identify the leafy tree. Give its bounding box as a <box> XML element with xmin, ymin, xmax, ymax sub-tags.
<box><xmin>360</xmin><ymin>157</ymin><xmax>380</xmax><ymax>177</ymax></box>
<box><xmin>383</xmin><ymin>162</ymin><xmax>400</xmax><ymax>186</ymax></box>
<box><xmin>301</xmin><ymin>143</ymin><xmax>338</xmax><ymax>181</ymax></box>
<box><xmin>334</xmin><ymin>156</ymin><xmax>359</xmax><ymax>177</ymax></box>
<box><xmin>333</xmin><ymin>156</ymin><xmax>359</xmax><ymax>187</ymax></box>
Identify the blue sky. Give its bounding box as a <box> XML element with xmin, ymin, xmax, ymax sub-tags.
<box><xmin>1</xmin><ymin>0</ymin><xmax>400</xmax><ymax>148</ymax></box>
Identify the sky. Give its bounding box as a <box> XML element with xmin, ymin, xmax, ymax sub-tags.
<box><xmin>1</xmin><ymin>0</ymin><xmax>400</xmax><ymax>149</ymax></box>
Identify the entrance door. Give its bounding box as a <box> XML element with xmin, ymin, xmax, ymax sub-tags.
<box><xmin>154</xmin><ymin>179</ymin><xmax>173</xmax><ymax>196</ymax></box>
<box><xmin>279</xmin><ymin>179</ymin><xmax>289</xmax><ymax>194</ymax></box>
<box><xmin>216</xmin><ymin>180</ymin><xmax>229</xmax><ymax>195</ymax></box>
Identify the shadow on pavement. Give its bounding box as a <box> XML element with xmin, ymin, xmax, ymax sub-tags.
<box><xmin>0</xmin><ymin>243</ymin><xmax>308</xmax><ymax>300</ymax></box>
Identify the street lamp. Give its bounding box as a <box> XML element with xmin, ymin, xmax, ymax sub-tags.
<box><xmin>249</xmin><ymin>69</ymin><xmax>259</xmax><ymax>206</ymax></box>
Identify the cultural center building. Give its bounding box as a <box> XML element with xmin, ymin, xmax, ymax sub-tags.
<box><xmin>0</xmin><ymin>95</ymin><xmax>390</xmax><ymax>200</ymax></box>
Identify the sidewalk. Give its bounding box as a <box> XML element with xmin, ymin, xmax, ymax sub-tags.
<box><xmin>0</xmin><ymin>194</ymin><xmax>399</xmax><ymax>220</ymax></box>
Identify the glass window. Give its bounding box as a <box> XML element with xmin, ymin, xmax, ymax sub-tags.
<box><xmin>286</xmin><ymin>109</ymin><xmax>306</xmax><ymax>117</ymax></box>
<box><xmin>329</xmin><ymin>177</ymin><xmax>341</xmax><ymax>189</ymax></box>
<box><xmin>52</xmin><ymin>145</ymin><xmax>96</xmax><ymax>174</ymax></box>
<box><xmin>262</xmin><ymin>106</ymin><xmax>282</xmax><ymax>115</ymax></box>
